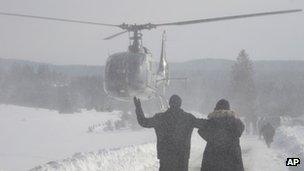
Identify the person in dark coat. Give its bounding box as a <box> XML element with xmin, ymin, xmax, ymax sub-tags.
<box><xmin>134</xmin><ymin>95</ymin><xmax>206</xmax><ymax>171</ymax></box>
<box><xmin>260</xmin><ymin>122</ymin><xmax>275</xmax><ymax>148</ymax></box>
<box><xmin>198</xmin><ymin>99</ymin><xmax>245</xmax><ymax>171</ymax></box>
<box><xmin>257</xmin><ymin>117</ymin><xmax>266</xmax><ymax>139</ymax></box>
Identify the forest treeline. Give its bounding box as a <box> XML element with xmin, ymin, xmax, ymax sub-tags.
<box><xmin>1</xmin><ymin>54</ymin><xmax>304</xmax><ymax>117</ymax></box>
<box><xmin>0</xmin><ymin>63</ymin><xmax>109</xmax><ymax>113</ymax></box>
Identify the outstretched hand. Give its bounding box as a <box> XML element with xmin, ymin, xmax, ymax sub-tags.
<box><xmin>133</xmin><ymin>97</ymin><xmax>141</xmax><ymax>109</ymax></box>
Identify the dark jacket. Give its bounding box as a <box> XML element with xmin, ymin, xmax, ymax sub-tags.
<box><xmin>261</xmin><ymin>123</ymin><xmax>275</xmax><ymax>142</ymax></box>
<box><xmin>136</xmin><ymin>107</ymin><xmax>206</xmax><ymax>160</ymax></box>
<box><xmin>198</xmin><ymin>110</ymin><xmax>245</xmax><ymax>171</ymax></box>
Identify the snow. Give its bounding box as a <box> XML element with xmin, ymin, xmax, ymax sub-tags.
<box><xmin>241</xmin><ymin>135</ymin><xmax>287</xmax><ymax>171</ymax></box>
<box><xmin>273</xmin><ymin>126</ymin><xmax>304</xmax><ymax>157</ymax></box>
<box><xmin>1</xmin><ymin>105</ymin><xmax>303</xmax><ymax>171</ymax></box>
<box><xmin>30</xmin><ymin>144</ymin><xmax>158</xmax><ymax>171</ymax></box>
<box><xmin>28</xmin><ymin>135</ymin><xmax>289</xmax><ymax>171</ymax></box>
<box><xmin>272</xmin><ymin>126</ymin><xmax>304</xmax><ymax>171</ymax></box>
<box><xmin>0</xmin><ymin>105</ymin><xmax>155</xmax><ymax>171</ymax></box>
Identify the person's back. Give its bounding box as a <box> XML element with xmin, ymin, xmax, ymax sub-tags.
<box><xmin>153</xmin><ymin>107</ymin><xmax>197</xmax><ymax>160</ymax></box>
<box><xmin>198</xmin><ymin>99</ymin><xmax>245</xmax><ymax>171</ymax></box>
<box><xmin>258</xmin><ymin>117</ymin><xmax>266</xmax><ymax>139</ymax></box>
<box><xmin>134</xmin><ymin>95</ymin><xmax>205</xmax><ymax>171</ymax></box>
<box><xmin>261</xmin><ymin>123</ymin><xmax>275</xmax><ymax>147</ymax></box>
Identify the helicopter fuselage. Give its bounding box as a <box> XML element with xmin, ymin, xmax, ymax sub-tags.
<box><xmin>104</xmin><ymin>51</ymin><xmax>156</xmax><ymax>101</ymax></box>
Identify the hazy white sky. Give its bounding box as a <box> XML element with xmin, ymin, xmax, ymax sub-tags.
<box><xmin>0</xmin><ymin>0</ymin><xmax>303</xmax><ymax>65</ymax></box>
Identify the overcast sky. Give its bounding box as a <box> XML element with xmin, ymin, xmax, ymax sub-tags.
<box><xmin>0</xmin><ymin>0</ymin><xmax>303</xmax><ymax>65</ymax></box>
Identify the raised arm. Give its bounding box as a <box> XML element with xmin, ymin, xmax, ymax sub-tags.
<box><xmin>134</xmin><ymin>97</ymin><xmax>157</xmax><ymax>128</ymax></box>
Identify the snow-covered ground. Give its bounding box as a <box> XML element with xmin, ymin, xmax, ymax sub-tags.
<box><xmin>0</xmin><ymin>105</ymin><xmax>155</xmax><ymax>171</ymax></box>
<box><xmin>28</xmin><ymin>135</ymin><xmax>289</xmax><ymax>171</ymax></box>
<box><xmin>273</xmin><ymin>126</ymin><xmax>304</xmax><ymax>171</ymax></box>
<box><xmin>1</xmin><ymin>105</ymin><xmax>303</xmax><ymax>171</ymax></box>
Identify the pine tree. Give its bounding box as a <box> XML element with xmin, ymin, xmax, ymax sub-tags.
<box><xmin>231</xmin><ymin>49</ymin><xmax>257</xmax><ymax>132</ymax></box>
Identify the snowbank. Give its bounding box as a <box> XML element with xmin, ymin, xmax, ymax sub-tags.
<box><xmin>241</xmin><ymin>135</ymin><xmax>287</xmax><ymax>171</ymax></box>
<box><xmin>0</xmin><ymin>105</ymin><xmax>155</xmax><ymax>171</ymax></box>
<box><xmin>273</xmin><ymin>126</ymin><xmax>304</xmax><ymax>157</ymax></box>
<box><xmin>29</xmin><ymin>135</ymin><xmax>293</xmax><ymax>171</ymax></box>
<box><xmin>273</xmin><ymin>126</ymin><xmax>304</xmax><ymax>170</ymax></box>
<box><xmin>30</xmin><ymin>143</ymin><xmax>158</xmax><ymax>171</ymax></box>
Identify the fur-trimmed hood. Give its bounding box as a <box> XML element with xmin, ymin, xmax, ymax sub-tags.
<box><xmin>207</xmin><ymin>110</ymin><xmax>238</xmax><ymax>119</ymax></box>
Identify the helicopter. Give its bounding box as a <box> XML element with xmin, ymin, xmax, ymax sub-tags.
<box><xmin>0</xmin><ymin>9</ymin><xmax>302</xmax><ymax>107</ymax></box>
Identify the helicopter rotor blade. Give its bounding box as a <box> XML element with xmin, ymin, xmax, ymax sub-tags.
<box><xmin>0</xmin><ymin>11</ymin><xmax>119</xmax><ymax>27</ymax></box>
<box><xmin>155</xmin><ymin>9</ymin><xmax>302</xmax><ymax>26</ymax></box>
<box><xmin>104</xmin><ymin>30</ymin><xmax>128</xmax><ymax>40</ymax></box>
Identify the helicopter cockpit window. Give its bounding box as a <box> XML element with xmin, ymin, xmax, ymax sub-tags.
<box><xmin>126</xmin><ymin>53</ymin><xmax>148</xmax><ymax>90</ymax></box>
<box><xmin>106</xmin><ymin>55</ymin><xmax>128</xmax><ymax>96</ymax></box>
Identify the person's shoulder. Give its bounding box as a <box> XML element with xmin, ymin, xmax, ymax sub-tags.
<box><xmin>181</xmin><ymin>110</ymin><xmax>197</xmax><ymax>119</ymax></box>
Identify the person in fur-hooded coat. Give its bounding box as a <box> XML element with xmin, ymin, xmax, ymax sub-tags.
<box><xmin>198</xmin><ymin>99</ymin><xmax>245</xmax><ymax>171</ymax></box>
